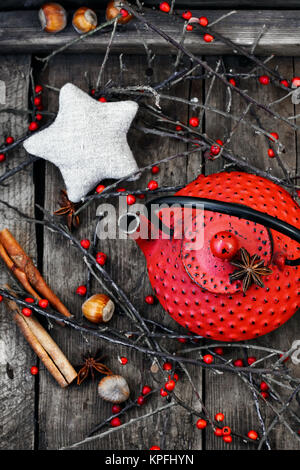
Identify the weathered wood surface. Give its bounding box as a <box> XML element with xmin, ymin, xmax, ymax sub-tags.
<box><xmin>2</xmin><ymin>9</ymin><xmax>300</xmax><ymax>56</ymax></box>
<box><xmin>1</xmin><ymin>48</ymin><xmax>300</xmax><ymax>449</ymax></box>
<box><xmin>4</xmin><ymin>1</ymin><xmax>300</xmax><ymax>9</ymax></box>
<box><xmin>0</xmin><ymin>55</ymin><xmax>36</xmax><ymax>450</ymax></box>
<box><xmin>36</xmin><ymin>53</ymin><xmax>204</xmax><ymax>450</ymax></box>
<box><xmin>204</xmin><ymin>56</ymin><xmax>300</xmax><ymax>450</ymax></box>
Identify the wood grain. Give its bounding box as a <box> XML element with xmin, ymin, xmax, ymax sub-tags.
<box><xmin>2</xmin><ymin>10</ymin><xmax>300</xmax><ymax>56</ymax></box>
<box><xmin>203</xmin><ymin>56</ymin><xmax>300</xmax><ymax>450</ymax></box>
<box><xmin>35</xmin><ymin>53</ymin><xmax>204</xmax><ymax>449</ymax></box>
<box><xmin>0</xmin><ymin>55</ymin><xmax>36</xmax><ymax>450</ymax></box>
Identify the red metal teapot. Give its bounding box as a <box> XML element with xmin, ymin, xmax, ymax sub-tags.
<box><xmin>121</xmin><ymin>172</ymin><xmax>300</xmax><ymax>341</ymax></box>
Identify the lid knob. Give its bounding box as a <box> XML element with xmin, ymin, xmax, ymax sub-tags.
<box><xmin>210</xmin><ymin>231</ymin><xmax>239</xmax><ymax>261</ymax></box>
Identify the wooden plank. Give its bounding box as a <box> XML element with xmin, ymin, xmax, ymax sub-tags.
<box><xmin>4</xmin><ymin>1</ymin><xmax>300</xmax><ymax>10</ymax></box>
<box><xmin>2</xmin><ymin>10</ymin><xmax>300</xmax><ymax>56</ymax></box>
<box><xmin>0</xmin><ymin>55</ymin><xmax>36</xmax><ymax>450</ymax></box>
<box><xmin>203</xmin><ymin>56</ymin><xmax>300</xmax><ymax>450</ymax></box>
<box><xmin>36</xmin><ymin>53</ymin><xmax>203</xmax><ymax>449</ymax></box>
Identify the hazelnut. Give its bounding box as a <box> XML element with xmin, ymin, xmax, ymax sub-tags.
<box><xmin>39</xmin><ymin>3</ymin><xmax>67</xmax><ymax>33</ymax></box>
<box><xmin>72</xmin><ymin>7</ymin><xmax>98</xmax><ymax>34</ymax></box>
<box><xmin>82</xmin><ymin>294</ymin><xmax>115</xmax><ymax>324</ymax></box>
<box><xmin>106</xmin><ymin>1</ymin><xmax>133</xmax><ymax>25</ymax></box>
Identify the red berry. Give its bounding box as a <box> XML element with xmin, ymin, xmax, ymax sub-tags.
<box><xmin>117</xmin><ymin>187</ymin><xmax>126</xmax><ymax>192</ymax></box>
<box><xmin>137</xmin><ymin>395</ymin><xmax>145</xmax><ymax>405</ymax></box>
<box><xmin>173</xmin><ymin>373</ymin><xmax>179</xmax><ymax>382</ymax></box>
<box><xmin>269</xmin><ymin>131</ymin><xmax>279</xmax><ymax>141</ymax></box>
<box><xmin>292</xmin><ymin>77</ymin><xmax>300</xmax><ymax>87</ymax></box>
<box><xmin>35</xmin><ymin>85</ymin><xmax>43</xmax><ymax>94</ymax></box>
<box><xmin>150</xmin><ymin>446</ymin><xmax>161</xmax><ymax>450</ymax></box>
<box><xmin>214</xmin><ymin>427</ymin><xmax>223</xmax><ymax>437</ymax></box>
<box><xmin>222</xmin><ymin>426</ymin><xmax>231</xmax><ymax>436</ymax></box>
<box><xmin>112</xmin><ymin>404</ymin><xmax>121</xmax><ymax>414</ymax></box>
<box><xmin>36</xmin><ymin>113</ymin><xmax>43</xmax><ymax>121</ymax></box>
<box><xmin>29</xmin><ymin>121</ymin><xmax>38</xmax><ymax>132</ymax></box>
<box><xmin>22</xmin><ymin>307</ymin><xmax>32</xmax><ymax>317</ymax></box>
<box><xmin>34</xmin><ymin>97</ymin><xmax>42</xmax><ymax>107</ymax></box>
<box><xmin>279</xmin><ymin>353</ymin><xmax>289</xmax><ymax>363</ymax></box>
<box><xmin>98</xmin><ymin>97</ymin><xmax>107</xmax><ymax>102</ymax></box>
<box><xmin>110</xmin><ymin>417</ymin><xmax>121</xmax><ymax>427</ymax></box>
<box><xmin>234</xmin><ymin>359</ymin><xmax>244</xmax><ymax>367</ymax></box>
<box><xmin>120</xmin><ymin>357</ymin><xmax>128</xmax><ymax>365</ymax></box>
<box><xmin>80</xmin><ymin>239</ymin><xmax>90</xmax><ymax>250</ymax></box>
<box><xmin>37</xmin><ymin>105</ymin><xmax>43</xmax><ymax>111</ymax></box>
<box><xmin>91</xmin><ymin>89</ymin><xmax>96</xmax><ymax>95</ymax></box>
<box><xmin>160</xmin><ymin>2</ymin><xmax>170</xmax><ymax>13</ymax></box>
<box><xmin>229</xmin><ymin>78</ymin><xmax>236</xmax><ymax>87</ymax></box>
<box><xmin>214</xmin><ymin>347</ymin><xmax>224</xmax><ymax>356</ymax></box>
<box><xmin>38</xmin><ymin>299</ymin><xmax>49</xmax><ymax>308</ymax></box>
<box><xmin>142</xmin><ymin>385</ymin><xmax>152</xmax><ymax>395</ymax></box>
<box><xmin>178</xmin><ymin>337</ymin><xmax>187</xmax><ymax>343</ymax></box>
<box><xmin>176</xmin><ymin>125</ymin><xmax>183</xmax><ymax>131</ymax></box>
<box><xmin>199</xmin><ymin>16</ymin><xmax>208</xmax><ymax>27</ymax></box>
<box><xmin>25</xmin><ymin>297</ymin><xmax>35</xmax><ymax>303</ymax></box>
<box><xmin>203</xmin><ymin>354</ymin><xmax>214</xmax><ymax>364</ymax></box>
<box><xmin>30</xmin><ymin>366</ymin><xmax>39</xmax><ymax>375</ymax></box>
<box><xmin>6</xmin><ymin>136</ymin><xmax>14</xmax><ymax>144</ymax></box>
<box><xmin>247</xmin><ymin>430</ymin><xmax>258</xmax><ymax>440</ymax></box>
<box><xmin>145</xmin><ymin>295</ymin><xmax>155</xmax><ymax>305</ymax></box>
<box><xmin>151</xmin><ymin>165</ymin><xmax>160</xmax><ymax>175</ymax></box>
<box><xmin>247</xmin><ymin>357</ymin><xmax>257</xmax><ymax>365</ymax></box>
<box><xmin>76</xmin><ymin>285</ymin><xmax>87</xmax><ymax>296</ymax></box>
<box><xmin>260</xmin><ymin>381</ymin><xmax>269</xmax><ymax>392</ymax></box>
<box><xmin>165</xmin><ymin>379</ymin><xmax>176</xmax><ymax>392</ymax></box>
<box><xmin>163</xmin><ymin>362</ymin><xmax>172</xmax><ymax>371</ymax></box>
<box><xmin>223</xmin><ymin>435</ymin><xmax>232</xmax><ymax>443</ymax></box>
<box><xmin>186</xmin><ymin>24</ymin><xmax>193</xmax><ymax>32</ymax></box>
<box><xmin>196</xmin><ymin>419</ymin><xmax>207</xmax><ymax>429</ymax></box>
<box><xmin>127</xmin><ymin>194</ymin><xmax>136</xmax><ymax>205</ymax></box>
<box><xmin>259</xmin><ymin>75</ymin><xmax>270</xmax><ymax>85</ymax></box>
<box><xmin>96</xmin><ymin>252</ymin><xmax>107</xmax><ymax>265</ymax></box>
<box><xmin>137</xmin><ymin>194</ymin><xmax>145</xmax><ymax>200</ymax></box>
<box><xmin>280</xmin><ymin>79</ymin><xmax>289</xmax><ymax>87</ymax></box>
<box><xmin>160</xmin><ymin>388</ymin><xmax>168</xmax><ymax>397</ymax></box>
<box><xmin>215</xmin><ymin>412</ymin><xmax>225</xmax><ymax>422</ymax></box>
<box><xmin>0</xmin><ymin>153</ymin><xmax>5</xmax><ymax>162</ymax></box>
<box><xmin>203</xmin><ymin>33</ymin><xmax>214</xmax><ymax>43</ymax></box>
<box><xmin>147</xmin><ymin>180</ymin><xmax>158</xmax><ymax>191</ymax></box>
<box><xmin>189</xmin><ymin>117</ymin><xmax>199</xmax><ymax>127</ymax></box>
<box><xmin>120</xmin><ymin>8</ymin><xmax>129</xmax><ymax>18</ymax></box>
<box><xmin>261</xmin><ymin>391</ymin><xmax>269</xmax><ymax>399</ymax></box>
<box><xmin>96</xmin><ymin>184</ymin><xmax>105</xmax><ymax>194</ymax></box>
<box><xmin>268</xmin><ymin>148</ymin><xmax>275</xmax><ymax>158</ymax></box>
<box><xmin>0</xmin><ymin>295</ymin><xmax>3</xmax><ymax>302</ymax></box>
<box><xmin>182</xmin><ymin>11</ymin><xmax>192</xmax><ymax>20</ymax></box>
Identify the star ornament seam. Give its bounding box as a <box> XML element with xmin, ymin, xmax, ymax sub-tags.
<box><xmin>23</xmin><ymin>83</ymin><xmax>139</xmax><ymax>203</ymax></box>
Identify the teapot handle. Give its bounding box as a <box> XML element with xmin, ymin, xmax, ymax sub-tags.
<box><xmin>145</xmin><ymin>196</ymin><xmax>300</xmax><ymax>266</ymax></box>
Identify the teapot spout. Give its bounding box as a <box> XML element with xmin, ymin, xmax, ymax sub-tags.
<box><xmin>118</xmin><ymin>212</ymin><xmax>158</xmax><ymax>258</ymax></box>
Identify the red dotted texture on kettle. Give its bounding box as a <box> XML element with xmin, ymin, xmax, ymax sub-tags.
<box><xmin>145</xmin><ymin>172</ymin><xmax>300</xmax><ymax>341</ymax></box>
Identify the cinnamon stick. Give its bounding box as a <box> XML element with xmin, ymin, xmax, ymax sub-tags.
<box><xmin>4</xmin><ymin>290</ymin><xmax>77</xmax><ymax>388</ymax></box>
<box><xmin>0</xmin><ymin>229</ymin><xmax>72</xmax><ymax>318</ymax></box>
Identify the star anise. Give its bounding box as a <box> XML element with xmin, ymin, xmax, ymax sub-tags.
<box><xmin>54</xmin><ymin>190</ymin><xmax>80</xmax><ymax>231</ymax></box>
<box><xmin>77</xmin><ymin>352</ymin><xmax>113</xmax><ymax>385</ymax></box>
<box><xmin>229</xmin><ymin>247</ymin><xmax>273</xmax><ymax>293</ymax></box>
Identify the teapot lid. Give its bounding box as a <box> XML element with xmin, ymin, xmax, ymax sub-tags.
<box><xmin>181</xmin><ymin>211</ymin><xmax>272</xmax><ymax>295</ymax></box>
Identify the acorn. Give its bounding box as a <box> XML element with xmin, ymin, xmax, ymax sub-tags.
<box><xmin>98</xmin><ymin>374</ymin><xmax>130</xmax><ymax>403</ymax></box>
<box><xmin>39</xmin><ymin>3</ymin><xmax>67</xmax><ymax>33</ymax></box>
<box><xmin>105</xmin><ymin>1</ymin><xmax>133</xmax><ymax>25</ymax></box>
<box><xmin>82</xmin><ymin>294</ymin><xmax>115</xmax><ymax>324</ymax></box>
<box><xmin>72</xmin><ymin>7</ymin><xmax>98</xmax><ymax>34</ymax></box>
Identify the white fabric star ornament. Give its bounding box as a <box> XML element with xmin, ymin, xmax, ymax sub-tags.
<box><xmin>23</xmin><ymin>83</ymin><xmax>139</xmax><ymax>202</ymax></box>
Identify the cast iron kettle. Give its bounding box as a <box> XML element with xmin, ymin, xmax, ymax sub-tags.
<box><xmin>122</xmin><ymin>172</ymin><xmax>300</xmax><ymax>341</ymax></box>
